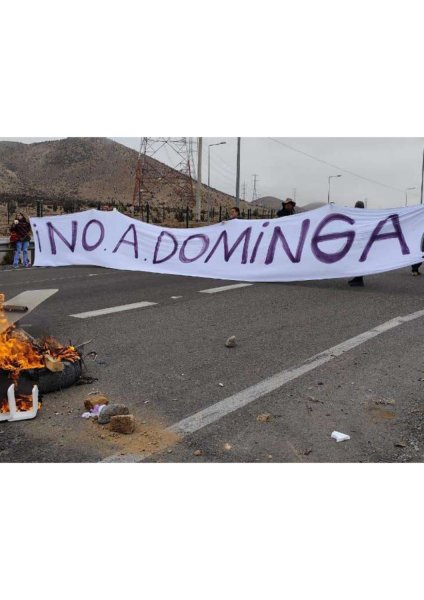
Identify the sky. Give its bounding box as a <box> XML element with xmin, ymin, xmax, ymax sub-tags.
<box><xmin>1</xmin><ymin>137</ymin><xmax>423</xmax><ymax>209</ymax></box>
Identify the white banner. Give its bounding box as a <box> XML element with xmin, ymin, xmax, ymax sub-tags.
<box><xmin>30</xmin><ymin>205</ymin><xmax>424</xmax><ymax>282</ymax></box>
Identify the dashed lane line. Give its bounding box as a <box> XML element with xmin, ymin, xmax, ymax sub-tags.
<box><xmin>0</xmin><ymin>271</ymin><xmax>116</xmax><ymax>286</ymax></box>
<box><xmin>70</xmin><ymin>301</ymin><xmax>157</xmax><ymax>319</ymax></box>
<box><xmin>199</xmin><ymin>283</ymin><xmax>253</xmax><ymax>294</ymax></box>
<box><xmin>103</xmin><ymin>306</ymin><xmax>424</xmax><ymax>462</ymax></box>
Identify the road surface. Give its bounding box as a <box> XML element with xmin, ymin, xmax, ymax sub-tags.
<box><xmin>1</xmin><ymin>264</ymin><xmax>423</xmax><ymax>462</ymax></box>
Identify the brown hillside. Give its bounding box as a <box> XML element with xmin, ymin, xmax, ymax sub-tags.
<box><xmin>0</xmin><ymin>137</ymin><xmax>247</xmax><ymax>211</ymax></box>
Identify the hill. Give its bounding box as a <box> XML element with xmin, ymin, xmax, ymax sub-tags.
<box><xmin>252</xmin><ymin>196</ymin><xmax>326</xmax><ymax>212</ymax></box>
<box><xmin>251</xmin><ymin>196</ymin><xmax>282</xmax><ymax>210</ymax></box>
<box><xmin>0</xmin><ymin>137</ymin><xmax>243</xmax><ymax>211</ymax></box>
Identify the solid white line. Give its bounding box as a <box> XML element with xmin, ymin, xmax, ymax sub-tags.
<box><xmin>70</xmin><ymin>301</ymin><xmax>157</xmax><ymax>319</ymax></box>
<box><xmin>199</xmin><ymin>283</ymin><xmax>253</xmax><ymax>294</ymax></box>
<box><xmin>102</xmin><ymin>307</ymin><xmax>424</xmax><ymax>462</ymax></box>
<box><xmin>170</xmin><ymin>313</ymin><xmax>422</xmax><ymax>436</ymax></box>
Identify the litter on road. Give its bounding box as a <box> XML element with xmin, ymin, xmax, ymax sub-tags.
<box><xmin>331</xmin><ymin>431</ymin><xmax>351</xmax><ymax>443</ymax></box>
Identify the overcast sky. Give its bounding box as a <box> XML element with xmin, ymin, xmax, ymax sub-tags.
<box><xmin>1</xmin><ymin>137</ymin><xmax>423</xmax><ymax>209</ymax></box>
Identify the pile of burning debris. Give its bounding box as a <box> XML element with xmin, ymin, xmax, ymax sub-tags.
<box><xmin>0</xmin><ymin>293</ymin><xmax>82</xmax><ymax>422</ymax></box>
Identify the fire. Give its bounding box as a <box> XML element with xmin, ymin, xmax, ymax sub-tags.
<box><xmin>0</xmin><ymin>326</ymin><xmax>80</xmax><ymax>378</ymax></box>
<box><xmin>0</xmin><ymin>394</ymin><xmax>41</xmax><ymax>414</ymax></box>
<box><xmin>1</xmin><ymin>292</ymin><xmax>80</xmax><ymax>413</ymax></box>
<box><xmin>0</xmin><ymin>327</ymin><xmax>44</xmax><ymax>378</ymax></box>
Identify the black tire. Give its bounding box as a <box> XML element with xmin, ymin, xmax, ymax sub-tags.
<box><xmin>37</xmin><ymin>360</ymin><xmax>82</xmax><ymax>394</ymax></box>
<box><xmin>1</xmin><ymin>360</ymin><xmax>82</xmax><ymax>398</ymax></box>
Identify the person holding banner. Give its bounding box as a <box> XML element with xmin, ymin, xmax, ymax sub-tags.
<box><xmin>229</xmin><ymin>207</ymin><xmax>240</xmax><ymax>219</ymax></box>
<box><xmin>10</xmin><ymin>212</ymin><xmax>32</xmax><ymax>269</ymax></box>
<box><xmin>276</xmin><ymin>198</ymin><xmax>296</xmax><ymax>217</ymax></box>
<box><xmin>348</xmin><ymin>201</ymin><xmax>365</xmax><ymax>287</ymax></box>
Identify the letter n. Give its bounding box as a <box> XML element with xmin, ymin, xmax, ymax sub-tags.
<box><xmin>47</xmin><ymin>221</ymin><xmax>78</xmax><ymax>255</ymax></box>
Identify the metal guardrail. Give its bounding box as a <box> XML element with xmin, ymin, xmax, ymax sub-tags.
<box><xmin>0</xmin><ymin>241</ymin><xmax>35</xmax><ymax>265</ymax></box>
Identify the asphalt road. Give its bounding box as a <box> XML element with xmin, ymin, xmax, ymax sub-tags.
<box><xmin>1</xmin><ymin>263</ymin><xmax>424</xmax><ymax>462</ymax></box>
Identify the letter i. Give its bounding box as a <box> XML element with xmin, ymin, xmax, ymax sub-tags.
<box><xmin>250</xmin><ymin>222</ymin><xmax>269</xmax><ymax>263</ymax></box>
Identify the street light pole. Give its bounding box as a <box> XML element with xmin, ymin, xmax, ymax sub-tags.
<box><xmin>327</xmin><ymin>174</ymin><xmax>342</xmax><ymax>204</ymax></box>
<box><xmin>196</xmin><ymin>137</ymin><xmax>202</xmax><ymax>221</ymax></box>
<box><xmin>420</xmin><ymin>147</ymin><xmax>424</xmax><ymax>205</ymax></box>
<box><xmin>235</xmin><ymin>137</ymin><xmax>241</xmax><ymax>208</ymax></box>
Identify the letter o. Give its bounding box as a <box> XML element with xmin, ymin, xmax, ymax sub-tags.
<box><xmin>179</xmin><ymin>234</ymin><xmax>210</xmax><ymax>263</ymax></box>
<box><xmin>82</xmin><ymin>219</ymin><xmax>105</xmax><ymax>251</ymax></box>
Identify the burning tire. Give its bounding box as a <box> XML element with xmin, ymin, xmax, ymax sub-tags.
<box><xmin>8</xmin><ymin>360</ymin><xmax>83</xmax><ymax>396</ymax></box>
<box><xmin>36</xmin><ymin>360</ymin><xmax>82</xmax><ymax>394</ymax></box>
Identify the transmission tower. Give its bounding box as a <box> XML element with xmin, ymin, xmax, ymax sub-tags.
<box><xmin>132</xmin><ymin>138</ymin><xmax>197</xmax><ymax>211</ymax></box>
<box><xmin>252</xmin><ymin>174</ymin><xmax>258</xmax><ymax>202</ymax></box>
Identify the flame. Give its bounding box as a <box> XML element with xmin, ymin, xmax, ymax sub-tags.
<box><xmin>0</xmin><ymin>394</ymin><xmax>42</xmax><ymax>414</ymax></box>
<box><xmin>1</xmin><ymin>292</ymin><xmax>80</xmax><ymax>412</ymax></box>
<box><xmin>0</xmin><ymin>327</ymin><xmax>44</xmax><ymax>377</ymax></box>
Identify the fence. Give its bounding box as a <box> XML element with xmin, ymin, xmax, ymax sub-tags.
<box><xmin>134</xmin><ymin>204</ymin><xmax>276</xmax><ymax>225</ymax></box>
<box><xmin>0</xmin><ymin>241</ymin><xmax>35</xmax><ymax>266</ymax></box>
<box><xmin>1</xmin><ymin>198</ymin><xmax>276</xmax><ymax>228</ymax></box>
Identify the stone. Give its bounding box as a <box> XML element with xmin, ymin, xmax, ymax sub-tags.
<box><xmin>84</xmin><ymin>393</ymin><xmax>109</xmax><ymax>410</ymax></box>
<box><xmin>98</xmin><ymin>403</ymin><xmax>129</xmax><ymax>424</ymax></box>
<box><xmin>110</xmin><ymin>414</ymin><xmax>135</xmax><ymax>434</ymax></box>
<box><xmin>225</xmin><ymin>336</ymin><xmax>236</xmax><ymax>348</ymax></box>
<box><xmin>256</xmin><ymin>413</ymin><xmax>272</xmax><ymax>423</ymax></box>
<box><xmin>193</xmin><ymin>449</ymin><xmax>202</xmax><ymax>456</ymax></box>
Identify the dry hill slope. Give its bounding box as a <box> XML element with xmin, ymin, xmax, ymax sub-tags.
<box><xmin>0</xmin><ymin>138</ymin><xmax>243</xmax><ymax>210</ymax></box>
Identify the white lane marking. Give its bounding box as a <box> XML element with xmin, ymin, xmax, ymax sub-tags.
<box><xmin>0</xmin><ymin>273</ymin><xmax>113</xmax><ymax>286</ymax></box>
<box><xmin>199</xmin><ymin>283</ymin><xmax>253</xmax><ymax>294</ymax></box>
<box><xmin>103</xmin><ymin>307</ymin><xmax>424</xmax><ymax>462</ymax></box>
<box><xmin>88</xmin><ymin>274</ymin><xmax>99</xmax><ymax>277</ymax></box>
<box><xmin>70</xmin><ymin>301</ymin><xmax>157</xmax><ymax>319</ymax></box>
<box><xmin>171</xmin><ymin>296</ymin><xmax>182</xmax><ymax>299</ymax></box>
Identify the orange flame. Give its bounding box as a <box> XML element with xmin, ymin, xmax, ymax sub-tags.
<box><xmin>0</xmin><ymin>394</ymin><xmax>41</xmax><ymax>414</ymax></box>
<box><xmin>1</xmin><ymin>293</ymin><xmax>80</xmax><ymax>412</ymax></box>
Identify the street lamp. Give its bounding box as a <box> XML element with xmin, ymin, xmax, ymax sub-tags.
<box><xmin>327</xmin><ymin>174</ymin><xmax>342</xmax><ymax>204</ymax></box>
<box><xmin>405</xmin><ymin>186</ymin><xmax>416</xmax><ymax>206</ymax></box>
<box><xmin>208</xmin><ymin>141</ymin><xmax>227</xmax><ymax>188</ymax></box>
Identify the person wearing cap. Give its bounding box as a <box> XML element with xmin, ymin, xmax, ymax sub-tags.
<box><xmin>348</xmin><ymin>201</ymin><xmax>365</xmax><ymax>287</ymax></box>
<box><xmin>276</xmin><ymin>198</ymin><xmax>296</xmax><ymax>218</ymax></box>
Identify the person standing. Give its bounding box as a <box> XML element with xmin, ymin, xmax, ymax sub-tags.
<box><xmin>411</xmin><ymin>263</ymin><xmax>422</xmax><ymax>276</ymax></box>
<box><xmin>10</xmin><ymin>212</ymin><xmax>32</xmax><ymax>268</ymax></box>
<box><xmin>348</xmin><ymin>201</ymin><xmax>365</xmax><ymax>287</ymax></box>
<box><xmin>276</xmin><ymin>198</ymin><xmax>296</xmax><ymax>217</ymax></box>
<box><xmin>229</xmin><ymin>206</ymin><xmax>240</xmax><ymax>219</ymax></box>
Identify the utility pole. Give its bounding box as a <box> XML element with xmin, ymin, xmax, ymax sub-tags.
<box><xmin>252</xmin><ymin>174</ymin><xmax>258</xmax><ymax>202</ymax></box>
<box><xmin>421</xmin><ymin>147</ymin><xmax>424</xmax><ymax>205</ymax></box>
<box><xmin>242</xmin><ymin>181</ymin><xmax>246</xmax><ymax>201</ymax></box>
<box><xmin>196</xmin><ymin>137</ymin><xmax>202</xmax><ymax>221</ymax></box>
<box><xmin>292</xmin><ymin>188</ymin><xmax>297</xmax><ymax>202</ymax></box>
<box><xmin>235</xmin><ymin>137</ymin><xmax>241</xmax><ymax>207</ymax></box>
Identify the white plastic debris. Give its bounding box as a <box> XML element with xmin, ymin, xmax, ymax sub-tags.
<box><xmin>331</xmin><ymin>431</ymin><xmax>351</xmax><ymax>443</ymax></box>
<box><xmin>0</xmin><ymin>384</ymin><xmax>39</xmax><ymax>422</ymax></box>
<box><xmin>81</xmin><ymin>404</ymin><xmax>106</xmax><ymax>419</ymax></box>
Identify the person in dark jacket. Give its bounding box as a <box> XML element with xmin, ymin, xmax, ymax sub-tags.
<box><xmin>348</xmin><ymin>201</ymin><xmax>365</xmax><ymax>287</ymax></box>
<box><xmin>229</xmin><ymin>206</ymin><xmax>240</xmax><ymax>219</ymax></box>
<box><xmin>276</xmin><ymin>198</ymin><xmax>296</xmax><ymax>217</ymax></box>
<box><xmin>10</xmin><ymin>212</ymin><xmax>31</xmax><ymax>268</ymax></box>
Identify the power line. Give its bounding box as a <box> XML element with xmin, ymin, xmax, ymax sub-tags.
<box><xmin>210</xmin><ymin>151</ymin><xmax>237</xmax><ymax>176</ymax></box>
<box><xmin>268</xmin><ymin>137</ymin><xmax>405</xmax><ymax>193</ymax></box>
